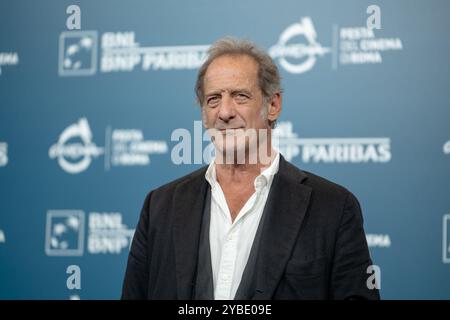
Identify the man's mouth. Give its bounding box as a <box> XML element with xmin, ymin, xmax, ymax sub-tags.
<box><xmin>218</xmin><ymin>127</ymin><xmax>244</xmax><ymax>131</ymax></box>
<box><xmin>218</xmin><ymin>128</ymin><xmax>245</xmax><ymax>136</ymax></box>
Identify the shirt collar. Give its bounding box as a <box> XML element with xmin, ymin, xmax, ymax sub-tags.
<box><xmin>205</xmin><ymin>150</ymin><xmax>280</xmax><ymax>191</ymax></box>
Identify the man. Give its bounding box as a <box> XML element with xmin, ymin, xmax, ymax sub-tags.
<box><xmin>121</xmin><ymin>37</ymin><xmax>380</xmax><ymax>300</ymax></box>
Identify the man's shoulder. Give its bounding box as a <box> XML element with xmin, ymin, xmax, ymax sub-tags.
<box><xmin>304</xmin><ymin>170</ymin><xmax>350</xmax><ymax>195</ymax></box>
<box><xmin>283</xmin><ymin>159</ymin><xmax>350</xmax><ymax>194</ymax></box>
<box><xmin>280</xmin><ymin>160</ymin><xmax>358</xmax><ymax>209</ymax></box>
<box><xmin>282</xmin><ymin>160</ymin><xmax>361</xmax><ymax>223</ymax></box>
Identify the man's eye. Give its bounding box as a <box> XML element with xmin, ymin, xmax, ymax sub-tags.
<box><xmin>235</xmin><ymin>94</ymin><xmax>249</xmax><ymax>102</ymax></box>
<box><xmin>207</xmin><ymin>96</ymin><xmax>220</xmax><ymax>106</ymax></box>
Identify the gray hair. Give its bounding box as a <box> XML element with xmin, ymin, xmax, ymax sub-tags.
<box><xmin>195</xmin><ymin>37</ymin><xmax>282</xmax><ymax>110</ymax></box>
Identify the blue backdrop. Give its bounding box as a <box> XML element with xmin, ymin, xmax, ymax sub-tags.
<box><xmin>1</xmin><ymin>0</ymin><xmax>449</xmax><ymax>299</ymax></box>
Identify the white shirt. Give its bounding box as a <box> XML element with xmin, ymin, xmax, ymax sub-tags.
<box><xmin>205</xmin><ymin>151</ymin><xmax>280</xmax><ymax>300</ymax></box>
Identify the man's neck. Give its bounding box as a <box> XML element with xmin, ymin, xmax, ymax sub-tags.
<box><xmin>215</xmin><ymin>148</ymin><xmax>276</xmax><ymax>184</ymax></box>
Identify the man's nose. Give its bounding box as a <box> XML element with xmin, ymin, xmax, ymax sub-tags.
<box><xmin>217</xmin><ymin>94</ymin><xmax>236</xmax><ymax>123</ymax></box>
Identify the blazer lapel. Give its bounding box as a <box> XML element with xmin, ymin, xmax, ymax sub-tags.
<box><xmin>251</xmin><ymin>156</ymin><xmax>312</xmax><ymax>299</ymax></box>
<box><xmin>172</xmin><ymin>168</ymin><xmax>209</xmax><ymax>299</ymax></box>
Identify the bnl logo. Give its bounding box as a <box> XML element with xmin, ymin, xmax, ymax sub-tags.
<box><xmin>59</xmin><ymin>31</ymin><xmax>97</xmax><ymax>76</ymax></box>
<box><xmin>45</xmin><ymin>210</ymin><xmax>84</xmax><ymax>256</ymax></box>
<box><xmin>444</xmin><ymin>214</ymin><xmax>450</xmax><ymax>263</ymax></box>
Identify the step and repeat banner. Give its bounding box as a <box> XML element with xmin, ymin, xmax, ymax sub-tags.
<box><xmin>0</xmin><ymin>0</ymin><xmax>449</xmax><ymax>299</ymax></box>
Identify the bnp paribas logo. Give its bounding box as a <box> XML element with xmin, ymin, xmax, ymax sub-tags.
<box><xmin>59</xmin><ymin>31</ymin><xmax>98</xmax><ymax>76</ymax></box>
<box><xmin>45</xmin><ymin>210</ymin><xmax>135</xmax><ymax>256</ymax></box>
<box><xmin>273</xmin><ymin>121</ymin><xmax>391</xmax><ymax>163</ymax></box>
<box><xmin>45</xmin><ymin>210</ymin><xmax>85</xmax><ymax>256</ymax></box>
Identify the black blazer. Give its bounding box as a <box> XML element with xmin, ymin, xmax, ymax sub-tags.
<box><xmin>121</xmin><ymin>156</ymin><xmax>380</xmax><ymax>300</ymax></box>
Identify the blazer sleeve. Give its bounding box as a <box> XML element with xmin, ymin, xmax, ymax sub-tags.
<box><xmin>121</xmin><ymin>192</ymin><xmax>152</xmax><ymax>299</ymax></box>
<box><xmin>330</xmin><ymin>191</ymin><xmax>380</xmax><ymax>300</ymax></box>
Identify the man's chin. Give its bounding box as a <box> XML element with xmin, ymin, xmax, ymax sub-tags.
<box><xmin>213</xmin><ymin>144</ymin><xmax>250</xmax><ymax>164</ymax></box>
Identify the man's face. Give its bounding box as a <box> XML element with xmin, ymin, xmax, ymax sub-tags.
<box><xmin>202</xmin><ymin>54</ymin><xmax>271</xmax><ymax>161</ymax></box>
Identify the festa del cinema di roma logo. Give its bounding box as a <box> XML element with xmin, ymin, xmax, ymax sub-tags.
<box><xmin>48</xmin><ymin>118</ymin><xmax>168</xmax><ymax>174</ymax></box>
<box><xmin>269</xmin><ymin>17</ymin><xmax>330</xmax><ymax>74</ymax></box>
<box><xmin>49</xmin><ymin>118</ymin><xmax>104</xmax><ymax>174</ymax></box>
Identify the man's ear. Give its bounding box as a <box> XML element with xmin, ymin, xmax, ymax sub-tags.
<box><xmin>267</xmin><ymin>93</ymin><xmax>282</xmax><ymax>123</ymax></box>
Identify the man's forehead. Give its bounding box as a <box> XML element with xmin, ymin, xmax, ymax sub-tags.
<box><xmin>204</xmin><ymin>55</ymin><xmax>258</xmax><ymax>90</ymax></box>
<box><xmin>204</xmin><ymin>70</ymin><xmax>254</xmax><ymax>84</ymax></box>
<box><xmin>203</xmin><ymin>75</ymin><xmax>256</xmax><ymax>95</ymax></box>
<box><xmin>206</xmin><ymin>55</ymin><xmax>257</xmax><ymax>76</ymax></box>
